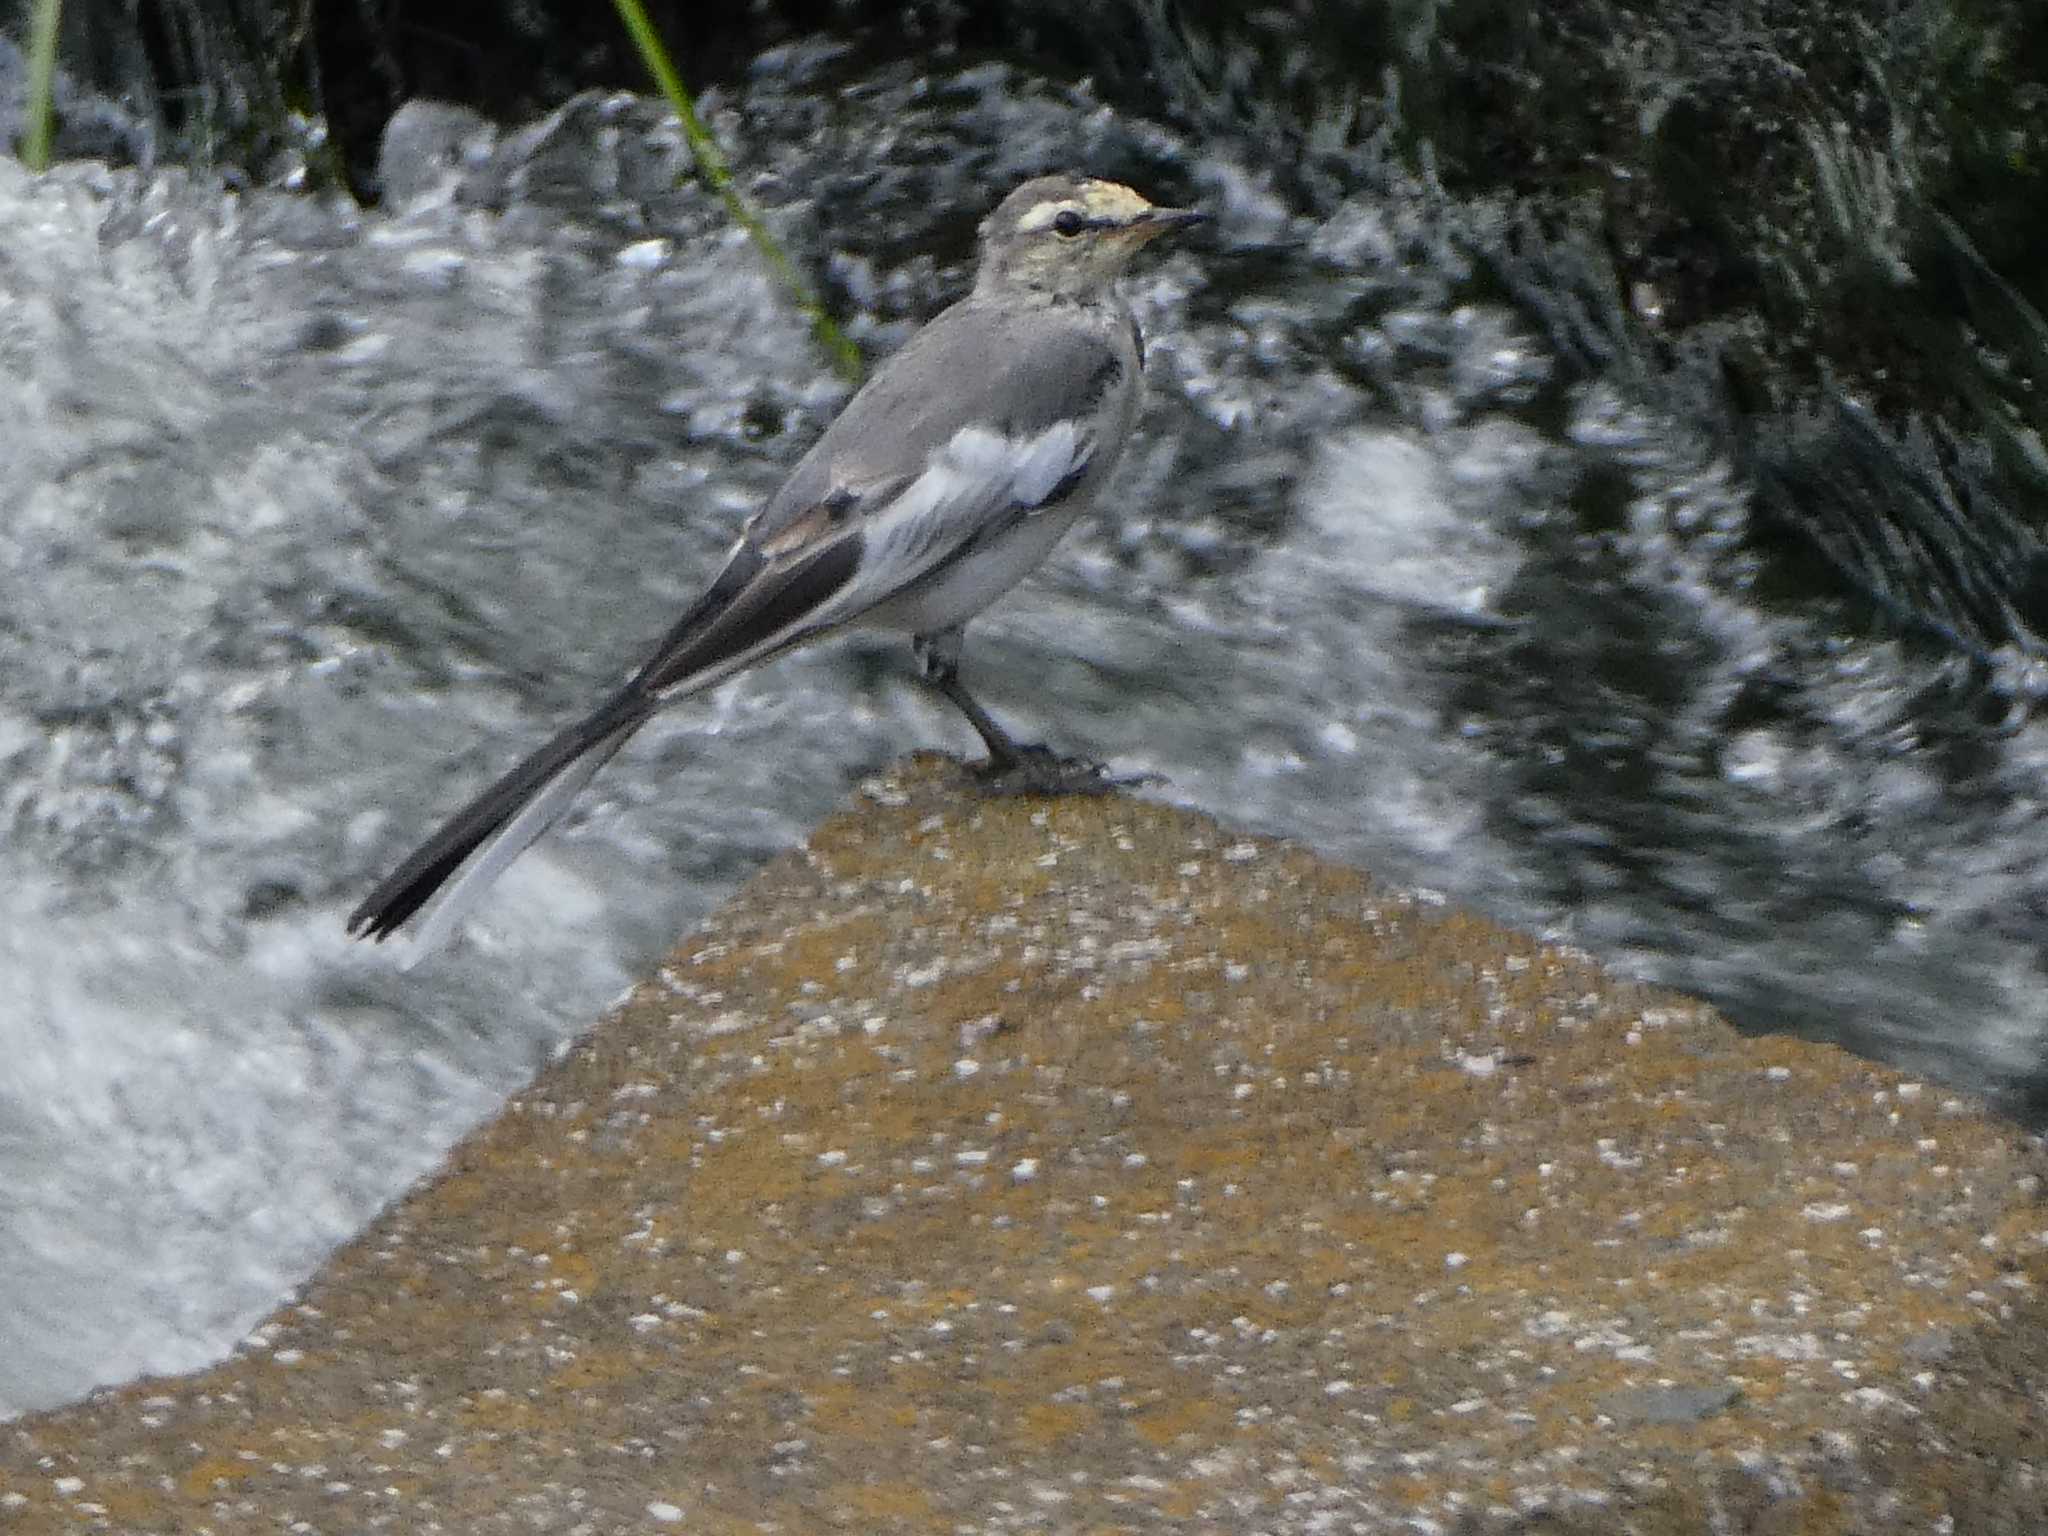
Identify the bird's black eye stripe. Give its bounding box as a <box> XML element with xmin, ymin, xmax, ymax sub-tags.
<box><xmin>1053</xmin><ymin>208</ymin><xmax>1086</xmax><ymax>237</ymax></box>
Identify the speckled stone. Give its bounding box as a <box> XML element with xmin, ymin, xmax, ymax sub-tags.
<box><xmin>7</xmin><ymin>755</ymin><xmax>2048</xmax><ymax>1533</ymax></box>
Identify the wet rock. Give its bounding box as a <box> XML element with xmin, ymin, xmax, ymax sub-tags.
<box><xmin>4</xmin><ymin>754</ymin><xmax>2047</xmax><ymax>1533</ymax></box>
<box><xmin>374</xmin><ymin>99</ymin><xmax>495</xmax><ymax>208</ymax></box>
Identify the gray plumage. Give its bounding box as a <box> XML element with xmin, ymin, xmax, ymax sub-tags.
<box><xmin>349</xmin><ymin>174</ymin><xmax>1203</xmax><ymax>953</ymax></box>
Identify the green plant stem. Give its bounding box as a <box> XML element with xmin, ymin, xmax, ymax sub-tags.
<box><xmin>610</xmin><ymin>0</ymin><xmax>863</xmax><ymax>382</ymax></box>
<box><xmin>22</xmin><ymin>0</ymin><xmax>62</xmax><ymax>171</ymax></box>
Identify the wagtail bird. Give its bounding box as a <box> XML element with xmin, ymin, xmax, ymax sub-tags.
<box><xmin>350</xmin><ymin>174</ymin><xmax>1205</xmax><ymax>952</ymax></box>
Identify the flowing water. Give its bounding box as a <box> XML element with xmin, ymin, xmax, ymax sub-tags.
<box><xmin>3</xmin><ymin>40</ymin><xmax>2046</xmax><ymax>1416</ymax></box>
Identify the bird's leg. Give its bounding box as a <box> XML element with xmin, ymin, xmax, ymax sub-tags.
<box><xmin>914</xmin><ymin>628</ymin><xmax>1028</xmax><ymax>768</ymax></box>
<box><xmin>912</xmin><ymin>628</ymin><xmax>1143</xmax><ymax>797</ymax></box>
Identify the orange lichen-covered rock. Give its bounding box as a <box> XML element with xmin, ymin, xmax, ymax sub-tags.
<box><xmin>6</xmin><ymin>757</ymin><xmax>2046</xmax><ymax>1534</ymax></box>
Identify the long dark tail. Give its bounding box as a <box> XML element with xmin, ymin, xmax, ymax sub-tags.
<box><xmin>349</xmin><ymin>527</ymin><xmax>866</xmax><ymax>952</ymax></box>
<box><xmin>348</xmin><ymin>688</ymin><xmax>653</xmax><ymax>948</ymax></box>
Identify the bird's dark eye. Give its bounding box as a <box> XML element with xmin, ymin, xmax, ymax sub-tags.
<box><xmin>1052</xmin><ymin>209</ymin><xmax>1086</xmax><ymax>238</ymax></box>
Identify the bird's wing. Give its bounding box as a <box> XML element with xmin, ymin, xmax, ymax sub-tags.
<box><xmin>840</xmin><ymin>414</ymin><xmax>1095</xmax><ymax>585</ymax></box>
<box><xmin>626</xmin><ymin>517</ymin><xmax>871</xmax><ymax>698</ymax></box>
<box><xmin>628</xmin><ymin>312</ymin><xmax>1127</xmax><ymax>701</ymax></box>
<box><xmin>751</xmin><ymin>301</ymin><xmax>1132</xmax><ymax>549</ymax></box>
<box><xmin>628</xmin><ymin>417</ymin><xmax>1093</xmax><ymax>699</ymax></box>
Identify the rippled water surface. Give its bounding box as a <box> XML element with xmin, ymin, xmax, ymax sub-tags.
<box><xmin>4</xmin><ymin>48</ymin><xmax>2047</xmax><ymax>1415</ymax></box>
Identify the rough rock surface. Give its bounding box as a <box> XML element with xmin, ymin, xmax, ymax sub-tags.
<box><xmin>6</xmin><ymin>756</ymin><xmax>2048</xmax><ymax>1533</ymax></box>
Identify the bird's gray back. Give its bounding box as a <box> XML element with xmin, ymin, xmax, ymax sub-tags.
<box><xmin>754</xmin><ymin>296</ymin><xmax>1140</xmax><ymax>542</ymax></box>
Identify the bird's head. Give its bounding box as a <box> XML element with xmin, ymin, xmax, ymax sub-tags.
<box><xmin>973</xmin><ymin>175</ymin><xmax>1206</xmax><ymax>300</ymax></box>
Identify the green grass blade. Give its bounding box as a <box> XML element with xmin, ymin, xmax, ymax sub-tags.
<box><xmin>22</xmin><ymin>0</ymin><xmax>62</xmax><ymax>171</ymax></box>
<box><xmin>610</xmin><ymin>0</ymin><xmax>863</xmax><ymax>382</ymax></box>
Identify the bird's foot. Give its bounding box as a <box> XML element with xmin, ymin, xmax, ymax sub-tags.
<box><xmin>968</xmin><ymin>744</ymin><xmax>1160</xmax><ymax>798</ymax></box>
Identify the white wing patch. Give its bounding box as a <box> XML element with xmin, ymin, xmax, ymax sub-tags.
<box><xmin>836</xmin><ymin>417</ymin><xmax>1089</xmax><ymax>604</ymax></box>
<box><xmin>941</xmin><ymin>421</ymin><xmax>1085</xmax><ymax>507</ymax></box>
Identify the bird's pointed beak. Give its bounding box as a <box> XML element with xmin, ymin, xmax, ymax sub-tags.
<box><xmin>1133</xmin><ymin>205</ymin><xmax>1209</xmax><ymax>240</ymax></box>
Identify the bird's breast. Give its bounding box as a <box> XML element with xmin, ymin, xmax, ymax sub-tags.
<box><xmin>863</xmin><ymin>492</ymin><xmax>1097</xmax><ymax>636</ymax></box>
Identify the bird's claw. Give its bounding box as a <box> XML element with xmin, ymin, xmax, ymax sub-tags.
<box><xmin>968</xmin><ymin>744</ymin><xmax>1161</xmax><ymax>798</ymax></box>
